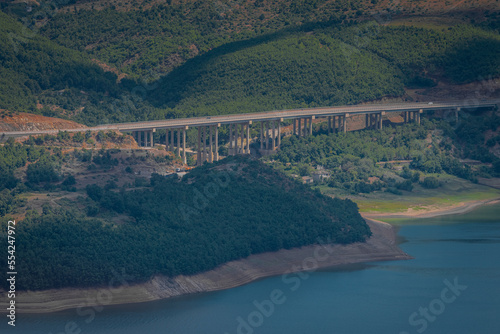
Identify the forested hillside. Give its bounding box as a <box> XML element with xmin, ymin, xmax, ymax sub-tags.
<box><xmin>0</xmin><ymin>0</ymin><xmax>499</xmax><ymax>125</ymax></box>
<box><xmin>0</xmin><ymin>156</ymin><xmax>370</xmax><ymax>290</ymax></box>
<box><xmin>0</xmin><ymin>11</ymin><xmax>124</xmax><ymax>117</ymax></box>
<box><xmin>267</xmin><ymin>110</ymin><xmax>500</xmax><ymax>195</ymax></box>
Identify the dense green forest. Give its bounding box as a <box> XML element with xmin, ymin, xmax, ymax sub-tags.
<box><xmin>267</xmin><ymin>112</ymin><xmax>500</xmax><ymax>194</ymax></box>
<box><xmin>0</xmin><ymin>156</ymin><xmax>370</xmax><ymax>290</ymax></box>
<box><xmin>1</xmin><ymin>2</ymin><xmax>499</xmax><ymax>125</ymax></box>
<box><xmin>14</xmin><ymin>0</ymin><xmax>377</xmax><ymax>78</ymax></box>
<box><xmin>1</xmin><ymin>0</ymin><xmax>499</xmax><ymax>293</ymax></box>
<box><xmin>0</xmin><ymin>109</ymin><xmax>498</xmax><ymax>291</ymax></box>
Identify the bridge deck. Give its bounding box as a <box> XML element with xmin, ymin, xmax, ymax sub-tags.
<box><xmin>2</xmin><ymin>100</ymin><xmax>498</xmax><ymax>137</ymax></box>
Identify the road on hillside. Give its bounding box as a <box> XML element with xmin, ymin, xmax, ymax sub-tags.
<box><xmin>2</xmin><ymin>100</ymin><xmax>498</xmax><ymax>138</ymax></box>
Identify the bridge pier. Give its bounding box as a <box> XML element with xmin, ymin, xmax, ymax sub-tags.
<box><xmin>228</xmin><ymin>122</ymin><xmax>251</xmax><ymax>156</ymax></box>
<box><xmin>259</xmin><ymin>119</ymin><xmax>282</xmax><ymax>155</ymax></box>
<box><xmin>169</xmin><ymin>129</ymin><xmax>174</xmax><ymax>151</ymax></box>
<box><xmin>265</xmin><ymin>121</ymin><xmax>269</xmax><ymax>149</ymax></box>
<box><xmin>203</xmin><ymin>126</ymin><xmax>208</xmax><ymax>163</ymax></box>
<box><xmin>272</xmin><ymin>120</ymin><xmax>276</xmax><ymax>150</ymax></box>
<box><xmin>260</xmin><ymin>122</ymin><xmax>264</xmax><ymax>150</ymax></box>
<box><xmin>229</xmin><ymin>124</ymin><xmax>234</xmax><ymax>156</ymax></box>
<box><xmin>209</xmin><ymin>126</ymin><xmax>214</xmax><ymax>163</ymax></box>
<box><xmin>239</xmin><ymin>123</ymin><xmax>244</xmax><ymax>154</ymax></box>
<box><xmin>177</xmin><ymin>129</ymin><xmax>181</xmax><ymax>157</ymax></box>
<box><xmin>246</xmin><ymin>122</ymin><xmax>250</xmax><ymax>154</ymax></box>
<box><xmin>343</xmin><ymin>114</ymin><xmax>348</xmax><ymax>133</ymax></box>
<box><xmin>277</xmin><ymin>119</ymin><xmax>281</xmax><ymax>147</ymax></box>
<box><xmin>215</xmin><ymin>125</ymin><xmax>219</xmax><ymax>161</ymax></box>
<box><xmin>197</xmin><ymin>127</ymin><xmax>201</xmax><ymax>165</ymax></box>
<box><xmin>183</xmin><ymin>127</ymin><xmax>187</xmax><ymax>164</ymax></box>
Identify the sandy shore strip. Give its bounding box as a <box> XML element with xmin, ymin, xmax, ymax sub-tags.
<box><xmin>6</xmin><ymin>220</ymin><xmax>410</xmax><ymax>314</ymax></box>
<box><xmin>362</xmin><ymin>197</ymin><xmax>500</xmax><ymax>219</ymax></box>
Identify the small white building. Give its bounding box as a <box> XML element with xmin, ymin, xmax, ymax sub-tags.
<box><xmin>312</xmin><ymin>170</ymin><xmax>331</xmax><ymax>183</ymax></box>
<box><xmin>302</xmin><ymin>176</ymin><xmax>314</xmax><ymax>184</ymax></box>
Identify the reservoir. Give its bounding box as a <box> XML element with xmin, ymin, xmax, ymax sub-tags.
<box><xmin>8</xmin><ymin>203</ymin><xmax>500</xmax><ymax>334</ymax></box>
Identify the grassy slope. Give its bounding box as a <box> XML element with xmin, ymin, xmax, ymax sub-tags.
<box><xmin>337</xmin><ymin>175</ymin><xmax>500</xmax><ymax>213</ymax></box>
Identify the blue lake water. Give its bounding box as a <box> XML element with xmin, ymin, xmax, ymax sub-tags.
<box><xmin>5</xmin><ymin>204</ymin><xmax>500</xmax><ymax>334</ymax></box>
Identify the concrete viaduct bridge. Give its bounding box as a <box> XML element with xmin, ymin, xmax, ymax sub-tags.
<box><xmin>2</xmin><ymin>101</ymin><xmax>498</xmax><ymax>166</ymax></box>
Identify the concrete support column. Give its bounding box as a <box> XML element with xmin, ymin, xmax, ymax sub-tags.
<box><xmin>169</xmin><ymin>128</ymin><xmax>174</xmax><ymax>151</ymax></box>
<box><xmin>455</xmin><ymin>107</ymin><xmax>460</xmax><ymax>124</ymax></box>
<box><xmin>309</xmin><ymin>116</ymin><xmax>314</xmax><ymax>135</ymax></box>
<box><xmin>260</xmin><ymin>122</ymin><xmax>264</xmax><ymax>149</ymax></box>
<box><xmin>246</xmin><ymin>122</ymin><xmax>250</xmax><ymax>154</ymax></box>
<box><xmin>182</xmin><ymin>128</ymin><xmax>187</xmax><ymax>164</ymax></box>
<box><xmin>379</xmin><ymin>112</ymin><xmax>385</xmax><ymax>130</ymax></box>
<box><xmin>298</xmin><ymin>118</ymin><xmax>302</xmax><ymax>138</ymax></box>
<box><xmin>343</xmin><ymin>114</ymin><xmax>348</xmax><ymax>133</ymax></box>
<box><xmin>202</xmin><ymin>126</ymin><xmax>207</xmax><ymax>162</ymax></box>
<box><xmin>277</xmin><ymin>119</ymin><xmax>281</xmax><ymax>147</ymax></box>
<box><xmin>228</xmin><ymin>124</ymin><xmax>232</xmax><ymax>151</ymax></box>
<box><xmin>293</xmin><ymin>119</ymin><xmax>296</xmax><ymax>136</ymax></box>
<box><xmin>176</xmin><ymin>129</ymin><xmax>180</xmax><ymax>156</ymax></box>
<box><xmin>272</xmin><ymin>120</ymin><xmax>276</xmax><ymax>151</ymax></box>
<box><xmin>209</xmin><ymin>126</ymin><xmax>213</xmax><ymax>163</ymax></box>
<box><xmin>215</xmin><ymin>125</ymin><xmax>219</xmax><ymax>161</ymax></box>
<box><xmin>239</xmin><ymin>123</ymin><xmax>244</xmax><ymax>154</ymax></box>
<box><xmin>235</xmin><ymin>124</ymin><xmax>239</xmax><ymax>154</ymax></box>
<box><xmin>197</xmin><ymin>127</ymin><xmax>201</xmax><ymax>166</ymax></box>
<box><xmin>265</xmin><ymin>121</ymin><xmax>269</xmax><ymax>149</ymax></box>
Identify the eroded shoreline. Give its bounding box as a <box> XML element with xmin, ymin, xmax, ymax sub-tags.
<box><xmin>361</xmin><ymin>197</ymin><xmax>500</xmax><ymax>219</ymax></box>
<box><xmin>6</xmin><ymin>219</ymin><xmax>410</xmax><ymax>314</ymax></box>
<box><xmin>7</xmin><ymin>197</ymin><xmax>499</xmax><ymax>314</ymax></box>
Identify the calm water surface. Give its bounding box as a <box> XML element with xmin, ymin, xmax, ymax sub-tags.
<box><xmin>6</xmin><ymin>204</ymin><xmax>500</xmax><ymax>334</ymax></box>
